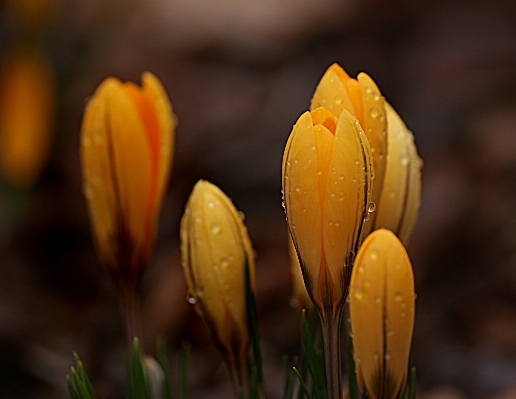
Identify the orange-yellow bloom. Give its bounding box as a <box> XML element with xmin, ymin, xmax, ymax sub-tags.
<box><xmin>311</xmin><ymin>64</ymin><xmax>387</xmax><ymax>235</ymax></box>
<box><xmin>349</xmin><ymin>229</ymin><xmax>415</xmax><ymax>399</ymax></box>
<box><xmin>80</xmin><ymin>72</ymin><xmax>175</xmax><ymax>288</ymax></box>
<box><xmin>0</xmin><ymin>50</ymin><xmax>55</xmax><ymax>187</ymax></box>
<box><xmin>282</xmin><ymin>107</ymin><xmax>373</xmax><ymax>316</ymax></box>
<box><xmin>373</xmin><ymin>103</ymin><xmax>422</xmax><ymax>245</ymax></box>
<box><xmin>180</xmin><ymin>180</ymin><xmax>255</xmax><ymax>390</ymax></box>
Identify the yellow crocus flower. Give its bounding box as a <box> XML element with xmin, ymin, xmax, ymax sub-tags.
<box><xmin>180</xmin><ymin>180</ymin><xmax>255</xmax><ymax>393</ymax></box>
<box><xmin>0</xmin><ymin>50</ymin><xmax>55</xmax><ymax>187</ymax></box>
<box><xmin>349</xmin><ymin>228</ymin><xmax>416</xmax><ymax>399</ymax></box>
<box><xmin>282</xmin><ymin>107</ymin><xmax>372</xmax><ymax>316</ymax></box>
<box><xmin>373</xmin><ymin>103</ymin><xmax>422</xmax><ymax>245</ymax></box>
<box><xmin>311</xmin><ymin>63</ymin><xmax>387</xmax><ymax>235</ymax></box>
<box><xmin>80</xmin><ymin>72</ymin><xmax>175</xmax><ymax>289</ymax></box>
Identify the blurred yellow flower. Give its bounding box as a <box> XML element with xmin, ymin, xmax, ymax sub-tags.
<box><xmin>282</xmin><ymin>106</ymin><xmax>373</xmax><ymax>317</ymax></box>
<box><xmin>311</xmin><ymin>63</ymin><xmax>387</xmax><ymax>235</ymax></box>
<box><xmin>373</xmin><ymin>103</ymin><xmax>422</xmax><ymax>245</ymax></box>
<box><xmin>0</xmin><ymin>50</ymin><xmax>55</xmax><ymax>187</ymax></box>
<box><xmin>180</xmin><ymin>180</ymin><xmax>255</xmax><ymax>391</ymax></box>
<box><xmin>349</xmin><ymin>228</ymin><xmax>415</xmax><ymax>399</ymax></box>
<box><xmin>80</xmin><ymin>72</ymin><xmax>175</xmax><ymax>289</ymax></box>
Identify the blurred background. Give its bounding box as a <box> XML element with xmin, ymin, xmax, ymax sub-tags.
<box><xmin>1</xmin><ymin>0</ymin><xmax>516</xmax><ymax>398</ymax></box>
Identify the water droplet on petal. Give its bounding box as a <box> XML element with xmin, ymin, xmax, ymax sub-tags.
<box><xmin>368</xmin><ymin>202</ymin><xmax>376</xmax><ymax>213</ymax></box>
<box><xmin>186</xmin><ymin>291</ymin><xmax>196</xmax><ymax>305</ymax></box>
<box><xmin>370</xmin><ymin>248</ymin><xmax>379</xmax><ymax>260</ymax></box>
<box><xmin>211</xmin><ymin>223</ymin><xmax>221</xmax><ymax>234</ymax></box>
<box><xmin>335</xmin><ymin>96</ymin><xmax>343</xmax><ymax>105</ymax></box>
<box><xmin>370</xmin><ymin>107</ymin><xmax>379</xmax><ymax>118</ymax></box>
<box><xmin>395</xmin><ymin>292</ymin><xmax>403</xmax><ymax>302</ymax></box>
<box><xmin>295</xmin><ymin>185</ymin><xmax>301</xmax><ymax>192</ymax></box>
<box><xmin>354</xmin><ymin>286</ymin><xmax>364</xmax><ymax>300</ymax></box>
<box><xmin>220</xmin><ymin>257</ymin><xmax>229</xmax><ymax>268</ymax></box>
<box><xmin>400</xmin><ymin>155</ymin><xmax>409</xmax><ymax>166</ymax></box>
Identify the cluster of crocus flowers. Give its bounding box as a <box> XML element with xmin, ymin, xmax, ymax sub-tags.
<box><xmin>282</xmin><ymin>106</ymin><xmax>373</xmax><ymax>398</ymax></box>
<box><xmin>0</xmin><ymin>49</ymin><xmax>55</xmax><ymax>188</ymax></box>
<box><xmin>349</xmin><ymin>229</ymin><xmax>416</xmax><ymax>399</ymax></box>
<box><xmin>80</xmin><ymin>72</ymin><xmax>175</xmax><ymax>339</ymax></box>
<box><xmin>180</xmin><ymin>180</ymin><xmax>255</xmax><ymax>397</ymax></box>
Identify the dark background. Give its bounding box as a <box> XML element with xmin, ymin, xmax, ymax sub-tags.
<box><xmin>1</xmin><ymin>0</ymin><xmax>516</xmax><ymax>398</ymax></box>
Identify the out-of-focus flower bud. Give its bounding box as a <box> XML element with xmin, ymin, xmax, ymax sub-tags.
<box><xmin>180</xmin><ymin>180</ymin><xmax>255</xmax><ymax>388</ymax></box>
<box><xmin>282</xmin><ymin>107</ymin><xmax>373</xmax><ymax>318</ymax></box>
<box><xmin>349</xmin><ymin>228</ymin><xmax>415</xmax><ymax>399</ymax></box>
<box><xmin>311</xmin><ymin>63</ymin><xmax>387</xmax><ymax>235</ymax></box>
<box><xmin>80</xmin><ymin>72</ymin><xmax>175</xmax><ymax>289</ymax></box>
<box><xmin>288</xmin><ymin>233</ymin><xmax>313</xmax><ymax>312</ymax></box>
<box><xmin>373</xmin><ymin>103</ymin><xmax>422</xmax><ymax>245</ymax></box>
<box><xmin>0</xmin><ymin>50</ymin><xmax>55</xmax><ymax>187</ymax></box>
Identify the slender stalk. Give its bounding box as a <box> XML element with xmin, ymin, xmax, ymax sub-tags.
<box><xmin>224</xmin><ymin>351</ymin><xmax>248</xmax><ymax>399</ymax></box>
<box><xmin>319</xmin><ymin>307</ymin><xmax>343</xmax><ymax>399</ymax></box>
<box><xmin>120</xmin><ymin>286</ymin><xmax>143</xmax><ymax>351</ymax></box>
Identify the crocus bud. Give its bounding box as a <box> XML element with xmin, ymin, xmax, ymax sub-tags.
<box><xmin>349</xmin><ymin>229</ymin><xmax>415</xmax><ymax>399</ymax></box>
<box><xmin>80</xmin><ymin>72</ymin><xmax>175</xmax><ymax>289</ymax></box>
<box><xmin>288</xmin><ymin>233</ymin><xmax>313</xmax><ymax>312</ymax></box>
<box><xmin>0</xmin><ymin>50</ymin><xmax>55</xmax><ymax>187</ymax></box>
<box><xmin>311</xmin><ymin>64</ymin><xmax>387</xmax><ymax>235</ymax></box>
<box><xmin>180</xmin><ymin>180</ymin><xmax>255</xmax><ymax>390</ymax></box>
<box><xmin>373</xmin><ymin>103</ymin><xmax>422</xmax><ymax>245</ymax></box>
<box><xmin>282</xmin><ymin>107</ymin><xmax>373</xmax><ymax>317</ymax></box>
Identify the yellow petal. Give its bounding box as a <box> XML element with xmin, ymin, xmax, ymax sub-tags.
<box><xmin>349</xmin><ymin>229</ymin><xmax>415</xmax><ymax>399</ymax></box>
<box><xmin>310</xmin><ymin>64</ymin><xmax>356</xmax><ymax>119</ymax></box>
<box><xmin>374</xmin><ymin>102</ymin><xmax>422</xmax><ymax>245</ymax></box>
<box><xmin>322</xmin><ymin>109</ymin><xmax>372</xmax><ymax>306</ymax></box>
<box><xmin>357</xmin><ymin>73</ymin><xmax>388</xmax><ymax>236</ymax></box>
<box><xmin>283</xmin><ymin>111</ymin><xmax>322</xmax><ymax>300</ymax></box>
<box><xmin>288</xmin><ymin>233</ymin><xmax>313</xmax><ymax>312</ymax></box>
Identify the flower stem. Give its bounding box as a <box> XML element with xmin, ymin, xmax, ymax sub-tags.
<box><xmin>120</xmin><ymin>286</ymin><xmax>142</xmax><ymax>351</ymax></box>
<box><xmin>320</xmin><ymin>307</ymin><xmax>343</xmax><ymax>399</ymax></box>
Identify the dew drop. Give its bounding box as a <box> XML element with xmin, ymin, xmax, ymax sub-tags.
<box><xmin>365</xmin><ymin>86</ymin><xmax>372</xmax><ymax>94</ymax></box>
<box><xmin>211</xmin><ymin>223</ymin><xmax>221</xmax><ymax>234</ymax></box>
<box><xmin>364</xmin><ymin>279</ymin><xmax>370</xmax><ymax>287</ymax></box>
<box><xmin>385</xmin><ymin>351</ymin><xmax>392</xmax><ymax>361</ymax></box>
<box><xmin>317</xmin><ymin>170</ymin><xmax>322</xmax><ymax>176</ymax></box>
<box><xmin>238</xmin><ymin>211</ymin><xmax>245</xmax><ymax>221</ymax></box>
<box><xmin>195</xmin><ymin>217</ymin><xmax>202</xmax><ymax>224</ymax></box>
<box><xmin>368</xmin><ymin>202</ymin><xmax>376</xmax><ymax>213</ymax></box>
<box><xmin>373</xmin><ymin>91</ymin><xmax>380</xmax><ymax>101</ymax></box>
<box><xmin>220</xmin><ymin>257</ymin><xmax>229</xmax><ymax>268</ymax></box>
<box><xmin>370</xmin><ymin>248</ymin><xmax>379</xmax><ymax>260</ymax></box>
<box><xmin>354</xmin><ymin>286</ymin><xmax>364</xmax><ymax>300</ymax></box>
<box><xmin>400</xmin><ymin>155</ymin><xmax>409</xmax><ymax>166</ymax></box>
<box><xmin>370</xmin><ymin>107</ymin><xmax>379</xmax><ymax>118</ymax></box>
<box><xmin>208</xmin><ymin>201</ymin><xmax>215</xmax><ymax>209</ymax></box>
<box><xmin>83</xmin><ymin>185</ymin><xmax>94</xmax><ymax>200</ymax></box>
<box><xmin>335</xmin><ymin>96</ymin><xmax>343</xmax><ymax>105</ymax></box>
<box><xmin>388</xmin><ymin>191</ymin><xmax>395</xmax><ymax>199</ymax></box>
<box><xmin>93</xmin><ymin>129</ymin><xmax>102</xmax><ymax>145</ymax></box>
<box><xmin>394</xmin><ymin>292</ymin><xmax>403</xmax><ymax>302</ymax></box>
<box><xmin>186</xmin><ymin>291</ymin><xmax>196</xmax><ymax>305</ymax></box>
<box><xmin>82</xmin><ymin>135</ymin><xmax>91</xmax><ymax>148</ymax></box>
<box><xmin>373</xmin><ymin>352</ymin><xmax>379</xmax><ymax>360</ymax></box>
<box><xmin>334</xmin><ymin>221</ymin><xmax>340</xmax><ymax>227</ymax></box>
<box><xmin>375</xmin><ymin>296</ymin><xmax>381</xmax><ymax>305</ymax></box>
<box><xmin>295</xmin><ymin>185</ymin><xmax>301</xmax><ymax>192</ymax></box>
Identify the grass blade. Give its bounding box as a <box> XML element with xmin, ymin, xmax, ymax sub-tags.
<box><xmin>132</xmin><ymin>338</ymin><xmax>148</xmax><ymax>399</ymax></box>
<box><xmin>179</xmin><ymin>341</ymin><xmax>190</xmax><ymax>399</ymax></box>
<box><xmin>293</xmin><ymin>367</ymin><xmax>314</xmax><ymax>399</ymax></box>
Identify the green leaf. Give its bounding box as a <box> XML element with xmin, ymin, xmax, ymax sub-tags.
<box><xmin>347</xmin><ymin>334</ymin><xmax>359</xmax><ymax>399</ymax></box>
<box><xmin>72</xmin><ymin>368</ymin><xmax>93</xmax><ymax>399</ymax></box>
<box><xmin>282</xmin><ymin>356</ymin><xmax>298</xmax><ymax>399</ymax></box>
<box><xmin>73</xmin><ymin>353</ymin><xmax>96</xmax><ymax>399</ymax></box>
<box><xmin>407</xmin><ymin>367</ymin><xmax>416</xmax><ymax>399</ymax></box>
<box><xmin>301</xmin><ymin>310</ymin><xmax>327</xmax><ymax>399</ymax></box>
<box><xmin>157</xmin><ymin>337</ymin><xmax>174</xmax><ymax>399</ymax></box>
<box><xmin>132</xmin><ymin>338</ymin><xmax>148</xmax><ymax>399</ymax></box>
<box><xmin>244</xmin><ymin>250</ymin><xmax>266</xmax><ymax>399</ymax></box>
<box><xmin>179</xmin><ymin>340</ymin><xmax>190</xmax><ymax>399</ymax></box>
<box><xmin>66</xmin><ymin>375</ymin><xmax>79</xmax><ymax>399</ymax></box>
<box><xmin>292</xmin><ymin>367</ymin><xmax>314</xmax><ymax>399</ymax></box>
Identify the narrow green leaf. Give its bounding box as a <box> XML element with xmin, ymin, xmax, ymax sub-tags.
<box><xmin>73</xmin><ymin>353</ymin><xmax>96</xmax><ymax>399</ymax></box>
<box><xmin>244</xmin><ymin>250</ymin><xmax>266</xmax><ymax>398</ymax></box>
<box><xmin>179</xmin><ymin>341</ymin><xmax>190</xmax><ymax>399</ymax></box>
<box><xmin>157</xmin><ymin>337</ymin><xmax>174</xmax><ymax>399</ymax></box>
<box><xmin>347</xmin><ymin>334</ymin><xmax>358</xmax><ymax>399</ymax></box>
<box><xmin>408</xmin><ymin>367</ymin><xmax>416</xmax><ymax>399</ymax></box>
<box><xmin>249</xmin><ymin>364</ymin><xmax>259</xmax><ymax>399</ymax></box>
<box><xmin>132</xmin><ymin>338</ymin><xmax>148</xmax><ymax>399</ymax></box>
<box><xmin>66</xmin><ymin>375</ymin><xmax>79</xmax><ymax>399</ymax></box>
<box><xmin>293</xmin><ymin>367</ymin><xmax>314</xmax><ymax>399</ymax></box>
<box><xmin>282</xmin><ymin>356</ymin><xmax>298</xmax><ymax>399</ymax></box>
<box><xmin>72</xmin><ymin>368</ymin><xmax>93</xmax><ymax>399</ymax></box>
<box><xmin>301</xmin><ymin>310</ymin><xmax>327</xmax><ymax>399</ymax></box>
